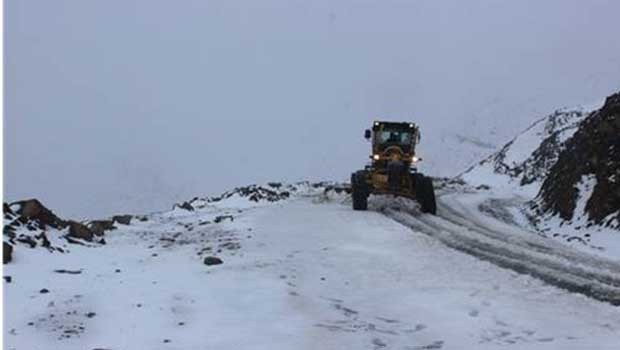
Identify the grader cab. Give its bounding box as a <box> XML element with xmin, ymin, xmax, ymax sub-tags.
<box><xmin>350</xmin><ymin>121</ymin><xmax>436</xmax><ymax>214</ymax></box>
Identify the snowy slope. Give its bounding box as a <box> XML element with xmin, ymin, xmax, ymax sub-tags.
<box><xmin>4</xmin><ymin>185</ymin><xmax>620</xmax><ymax>350</ymax></box>
<box><xmin>460</xmin><ymin>106</ymin><xmax>596</xmax><ymax>197</ymax></box>
<box><xmin>458</xmin><ymin>100</ymin><xmax>620</xmax><ymax>256</ymax></box>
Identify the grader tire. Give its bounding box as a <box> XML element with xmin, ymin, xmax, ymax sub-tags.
<box><xmin>351</xmin><ymin>172</ymin><xmax>368</xmax><ymax>211</ymax></box>
<box><xmin>415</xmin><ymin>175</ymin><xmax>437</xmax><ymax>215</ymax></box>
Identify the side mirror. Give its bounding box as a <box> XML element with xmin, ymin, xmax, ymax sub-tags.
<box><xmin>364</xmin><ymin>129</ymin><xmax>371</xmax><ymax>140</ymax></box>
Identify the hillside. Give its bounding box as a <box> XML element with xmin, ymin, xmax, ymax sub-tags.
<box><xmin>460</xmin><ymin>106</ymin><xmax>594</xmax><ymax>196</ymax></box>
<box><xmin>460</xmin><ymin>92</ymin><xmax>619</xmax><ymax>254</ymax></box>
<box><xmin>533</xmin><ymin>92</ymin><xmax>620</xmax><ymax>230</ymax></box>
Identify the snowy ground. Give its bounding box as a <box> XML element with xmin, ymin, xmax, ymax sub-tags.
<box><xmin>4</xmin><ymin>189</ymin><xmax>620</xmax><ymax>350</ymax></box>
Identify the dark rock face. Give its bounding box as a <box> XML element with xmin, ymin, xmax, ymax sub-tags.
<box><xmin>203</xmin><ymin>256</ymin><xmax>223</xmax><ymax>266</ymax></box>
<box><xmin>3</xmin><ymin>242</ymin><xmax>13</xmax><ymax>264</ymax></box>
<box><xmin>67</xmin><ymin>221</ymin><xmax>94</xmax><ymax>241</ymax></box>
<box><xmin>535</xmin><ymin>92</ymin><xmax>620</xmax><ymax>228</ymax></box>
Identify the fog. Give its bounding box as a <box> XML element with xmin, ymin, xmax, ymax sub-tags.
<box><xmin>5</xmin><ymin>0</ymin><xmax>620</xmax><ymax>218</ymax></box>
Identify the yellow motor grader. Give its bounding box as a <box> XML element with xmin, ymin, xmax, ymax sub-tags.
<box><xmin>351</xmin><ymin>121</ymin><xmax>436</xmax><ymax>214</ymax></box>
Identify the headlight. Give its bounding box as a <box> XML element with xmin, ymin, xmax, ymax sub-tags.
<box><xmin>373</xmin><ymin>154</ymin><xmax>380</xmax><ymax>161</ymax></box>
<box><xmin>412</xmin><ymin>156</ymin><xmax>420</xmax><ymax>163</ymax></box>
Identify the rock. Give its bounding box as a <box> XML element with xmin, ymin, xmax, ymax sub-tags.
<box><xmin>3</xmin><ymin>242</ymin><xmax>14</xmax><ymax>263</ymax></box>
<box><xmin>67</xmin><ymin>221</ymin><xmax>94</xmax><ymax>241</ymax></box>
<box><xmin>214</xmin><ymin>215</ymin><xmax>234</xmax><ymax>223</ymax></box>
<box><xmin>3</xmin><ymin>202</ymin><xmax>14</xmax><ymax>218</ymax></box>
<box><xmin>203</xmin><ymin>256</ymin><xmax>223</xmax><ymax>266</ymax></box>
<box><xmin>208</xmin><ymin>184</ymin><xmax>293</xmax><ymax>204</ymax></box>
<box><xmin>4</xmin><ymin>276</ymin><xmax>12</xmax><ymax>283</ymax></box>
<box><xmin>85</xmin><ymin>312</ymin><xmax>96</xmax><ymax>318</ymax></box>
<box><xmin>54</xmin><ymin>269</ymin><xmax>82</xmax><ymax>274</ymax></box>
<box><xmin>35</xmin><ymin>232</ymin><xmax>52</xmax><ymax>249</ymax></box>
<box><xmin>3</xmin><ymin>224</ymin><xmax>16</xmax><ymax>239</ymax></box>
<box><xmin>16</xmin><ymin>235</ymin><xmax>37</xmax><ymax>248</ymax></box>
<box><xmin>40</xmin><ymin>288</ymin><xmax>50</xmax><ymax>294</ymax></box>
<box><xmin>112</xmin><ymin>215</ymin><xmax>132</xmax><ymax>225</ymax></box>
<box><xmin>174</xmin><ymin>201</ymin><xmax>194</xmax><ymax>211</ymax></box>
<box><xmin>323</xmin><ymin>184</ymin><xmax>352</xmax><ymax>195</ymax></box>
<box><xmin>88</xmin><ymin>220</ymin><xmax>116</xmax><ymax>236</ymax></box>
<box><xmin>11</xmin><ymin>199</ymin><xmax>66</xmax><ymax>229</ymax></box>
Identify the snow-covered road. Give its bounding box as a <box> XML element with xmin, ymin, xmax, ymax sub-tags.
<box><xmin>380</xmin><ymin>190</ymin><xmax>620</xmax><ymax>306</ymax></box>
<box><xmin>4</xmin><ymin>195</ymin><xmax>620</xmax><ymax>349</ymax></box>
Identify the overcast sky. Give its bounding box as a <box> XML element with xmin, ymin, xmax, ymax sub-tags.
<box><xmin>5</xmin><ymin>0</ymin><xmax>620</xmax><ymax>218</ymax></box>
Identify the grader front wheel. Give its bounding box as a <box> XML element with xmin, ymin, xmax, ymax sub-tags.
<box><xmin>413</xmin><ymin>174</ymin><xmax>437</xmax><ymax>215</ymax></box>
<box><xmin>351</xmin><ymin>172</ymin><xmax>369</xmax><ymax>211</ymax></box>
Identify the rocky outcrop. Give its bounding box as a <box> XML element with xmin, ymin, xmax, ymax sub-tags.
<box><xmin>88</xmin><ymin>220</ymin><xmax>116</xmax><ymax>236</ymax></box>
<box><xmin>183</xmin><ymin>181</ymin><xmax>348</xmax><ymax>210</ymax></box>
<box><xmin>173</xmin><ymin>201</ymin><xmax>195</xmax><ymax>211</ymax></box>
<box><xmin>4</xmin><ymin>203</ymin><xmax>14</xmax><ymax>219</ymax></box>
<box><xmin>67</xmin><ymin>221</ymin><xmax>95</xmax><ymax>241</ymax></box>
<box><xmin>112</xmin><ymin>215</ymin><xmax>133</xmax><ymax>225</ymax></box>
<box><xmin>210</xmin><ymin>184</ymin><xmax>292</xmax><ymax>203</ymax></box>
<box><xmin>3</xmin><ymin>199</ymin><xmax>118</xmax><ymax>259</ymax></box>
<box><xmin>534</xmin><ymin>92</ymin><xmax>620</xmax><ymax>228</ymax></box>
<box><xmin>10</xmin><ymin>199</ymin><xmax>67</xmax><ymax>230</ymax></box>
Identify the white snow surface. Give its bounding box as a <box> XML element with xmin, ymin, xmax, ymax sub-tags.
<box><xmin>573</xmin><ymin>175</ymin><xmax>597</xmax><ymax>226</ymax></box>
<box><xmin>5</xmin><ymin>189</ymin><xmax>620</xmax><ymax>350</ymax></box>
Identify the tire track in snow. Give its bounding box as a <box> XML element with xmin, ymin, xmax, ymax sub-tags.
<box><xmin>372</xmin><ymin>193</ymin><xmax>620</xmax><ymax>305</ymax></box>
